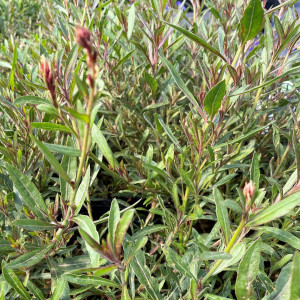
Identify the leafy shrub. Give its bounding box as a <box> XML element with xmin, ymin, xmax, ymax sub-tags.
<box><xmin>0</xmin><ymin>0</ymin><xmax>300</xmax><ymax>299</ymax></box>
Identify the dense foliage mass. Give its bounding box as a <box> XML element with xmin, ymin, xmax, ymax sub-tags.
<box><xmin>0</xmin><ymin>0</ymin><xmax>300</xmax><ymax>299</ymax></box>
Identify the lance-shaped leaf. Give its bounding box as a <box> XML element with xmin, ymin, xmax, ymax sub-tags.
<box><xmin>63</xmin><ymin>274</ymin><xmax>120</xmax><ymax>288</ymax></box>
<box><xmin>31</xmin><ymin>122</ymin><xmax>72</xmax><ymax>133</ymax></box>
<box><xmin>108</xmin><ymin>199</ymin><xmax>120</xmax><ymax>258</ymax></box>
<box><xmin>166</xmin><ymin>247</ymin><xmax>197</xmax><ymax>281</ymax></box>
<box><xmin>2</xmin><ymin>268</ymin><xmax>31</xmax><ymax>300</ymax></box>
<box><xmin>213</xmin><ymin>188</ymin><xmax>231</xmax><ymax>245</ymax></box>
<box><xmin>50</xmin><ymin>278</ymin><xmax>68</xmax><ymax>300</ymax></box>
<box><xmin>164</xmin><ymin>22</ymin><xmax>227</xmax><ymax>62</ymax></box>
<box><xmin>30</xmin><ymin>134</ymin><xmax>71</xmax><ymax>184</ymax></box>
<box><xmin>250</xmin><ymin>152</ymin><xmax>260</xmax><ymax>192</ymax></box>
<box><xmin>235</xmin><ymin>239</ymin><xmax>262</xmax><ymax>300</ymax></box>
<box><xmin>27</xmin><ymin>280</ymin><xmax>45</xmax><ymax>300</ymax></box>
<box><xmin>159</xmin><ymin>53</ymin><xmax>202</xmax><ymax>113</ymax></box>
<box><xmin>92</xmin><ymin>124</ymin><xmax>117</xmax><ymax>169</ymax></box>
<box><xmin>73</xmin><ymin>215</ymin><xmax>100</xmax><ymax>267</ymax></box>
<box><xmin>13</xmin><ymin>219</ymin><xmax>57</xmax><ymax>231</ymax></box>
<box><xmin>5</xmin><ymin>163</ymin><xmax>47</xmax><ymax>219</ymax></box>
<box><xmin>130</xmin><ymin>251</ymin><xmax>162</xmax><ymax>300</ymax></box>
<box><xmin>125</xmin><ymin>236</ymin><xmax>148</xmax><ymax>265</ymax></box>
<box><xmin>246</xmin><ymin>191</ymin><xmax>300</xmax><ymax>227</ymax></box>
<box><xmin>290</xmin><ymin>252</ymin><xmax>300</xmax><ymax>299</ymax></box>
<box><xmin>203</xmin><ymin>80</ymin><xmax>225</xmax><ymax>118</ymax></box>
<box><xmin>14</xmin><ymin>96</ymin><xmax>52</xmax><ymax>106</ymax></box>
<box><xmin>114</xmin><ymin>209</ymin><xmax>135</xmax><ymax>259</ymax></box>
<box><xmin>6</xmin><ymin>244</ymin><xmax>53</xmax><ymax>269</ymax></box>
<box><xmin>74</xmin><ymin>166</ymin><xmax>90</xmax><ymax>214</ymax></box>
<box><xmin>240</xmin><ymin>0</ymin><xmax>264</xmax><ymax>43</ymax></box>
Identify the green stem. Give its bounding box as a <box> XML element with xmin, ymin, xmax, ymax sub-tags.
<box><xmin>201</xmin><ymin>217</ymin><xmax>246</xmax><ymax>284</ymax></box>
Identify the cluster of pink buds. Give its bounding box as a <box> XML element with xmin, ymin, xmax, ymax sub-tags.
<box><xmin>75</xmin><ymin>26</ymin><xmax>98</xmax><ymax>87</ymax></box>
<box><xmin>40</xmin><ymin>56</ymin><xmax>57</xmax><ymax>107</ymax></box>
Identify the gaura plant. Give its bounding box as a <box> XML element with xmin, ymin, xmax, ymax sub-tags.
<box><xmin>0</xmin><ymin>0</ymin><xmax>300</xmax><ymax>299</ymax></box>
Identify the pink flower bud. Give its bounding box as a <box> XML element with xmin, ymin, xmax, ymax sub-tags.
<box><xmin>75</xmin><ymin>26</ymin><xmax>92</xmax><ymax>51</ymax></box>
<box><xmin>243</xmin><ymin>181</ymin><xmax>255</xmax><ymax>199</ymax></box>
<box><xmin>40</xmin><ymin>56</ymin><xmax>56</xmax><ymax>103</ymax></box>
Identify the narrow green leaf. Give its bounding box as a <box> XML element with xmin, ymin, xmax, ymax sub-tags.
<box><xmin>14</xmin><ymin>96</ymin><xmax>52</xmax><ymax>106</ymax></box>
<box><xmin>213</xmin><ymin>188</ymin><xmax>231</xmax><ymax>245</ymax></box>
<box><xmin>213</xmin><ymin>243</ymin><xmax>246</xmax><ymax>275</ymax></box>
<box><xmin>74</xmin><ymin>166</ymin><xmax>90</xmax><ymax>214</ymax></box>
<box><xmin>31</xmin><ymin>122</ymin><xmax>72</xmax><ymax>133</ymax></box>
<box><xmin>167</xmin><ymin>247</ymin><xmax>197</xmax><ymax>281</ymax></box>
<box><xmin>109</xmin><ymin>199</ymin><xmax>120</xmax><ymax>258</ymax></box>
<box><xmin>164</xmin><ymin>22</ymin><xmax>227</xmax><ymax>62</ymax></box>
<box><xmin>74</xmin><ymin>74</ymin><xmax>88</xmax><ymax>97</ymax></box>
<box><xmin>6</xmin><ymin>244</ymin><xmax>53</xmax><ymax>269</ymax></box>
<box><xmin>5</xmin><ymin>163</ymin><xmax>47</xmax><ymax>219</ymax></box>
<box><xmin>93</xmin><ymin>264</ymin><xmax>118</xmax><ymax>276</ymax></box>
<box><xmin>125</xmin><ymin>236</ymin><xmax>148</xmax><ymax>265</ymax></box>
<box><xmin>2</xmin><ymin>268</ymin><xmax>31</xmax><ymax>300</ymax></box>
<box><xmin>157</xmin><ymin>115</ymin><xmax>183</xmax><ymax>152</ymax></box>
<box><xmin>240</xmin><ymin>0</ymin><xmax>264</xmax><ymax>43</ymax></box>
<box><xmin>111</xmin><ymin>49</ymin><xmax>135</xmax><ymax>73</ymax></box>
<box><xmin>203</xmin><ymin>80</ymin><xmax>226</xmax><ymax>118</ymax></box>
<box><xmin>64</xmin><ymin>44</ymin><xmax>78</xmax><ymax>89</ymax></box>
<box><xmin>179</xmin><ymin>168</ymin><xmax>196</xmax><ymax>195</ymax></box>
<box><xmin>130</xmin><ymin>251</ymin><xmax>162</xmax><ymax>300</ymax></box>
<box><xmin>158</xmin><ymin>53</ymin><xmax>202</xmax><ymax>112</ymax></box>
<box><xmin>264</xmin><ymin>17</ymin><xmax>273</xmax><ymax>61</ymax></box>
<box><xmin>127</xmin><ymin>4</ymin><xmax>135</xmax><ymax>39</ymax></box>
<box><xmin>27</xmin><ymin>280</ymin><xmax>45</xmax><ymax>300</ymax></box>
<box><xmin>73</xmin><ymin>215</ymin><xmax>100</xmax><ymax>267</ymax></box>
<box><xmin>13</xmin><ymin>219</ymin><xmax>57</xmax><ymax>231</ymax></box>
<box><xmin>63</xmin><ymin>274</ymin><xmax>120</xmax><ymax>288</ymax></box>
<box><xmin>144</xmin><ymin>72</ymin><xmax>157</xmax><ymax>95</ymax></box>
<box><xmin>290</xmin><ymin>252</ymin><xmax>300</xmax><ymax>299</ymax></box>
<box><xmin>122</xmin><ymin>285</ymin><xmax>131</xmax><ymax>300</ymax></box>
<box><xmin>68</xmin><ymin>108</ymin><xmax>89</xmax><ymax>124</ymax></box>
<box><xmin>199</xmin><ymin>252</ymin><xmax>232</xmax><ymax>261</ymax></box>
<box><xmin>50</xmin><ymin>278</ymin><xmax>68</xmax><ymax>300</ymax></box>
<box><xmin>131</xmin><ymin>225</ymin><xmax>168</xmax><ymax>240</ymax></box>
<box><xmin>45</xmin><ymin>143</ymin><xmax>81</xmax><ymax>157</ymax></box>
<box><xmin>246</xmin><ymin>191</ymin><xmax>300</xmax><ymax>227</ymax></box>
<box><xmin>213</xmin><ymin>126</ymin><xmax>267</xmax><ymax>149</ymax></box>
<box><xmin>30</xmin><ymin>134</ymin><xmax>71</xmax><ymax>184</ymax></box>
<box><xmin>36</xmin><ymin>104</ymin><xmax>60</xmax><ymax>116</ymax></box>
<box><xmin>61</xmin><ymin>137</ymin><xmax>77</xmax><ymax>202</ymax></box>
<box><xmin>250</xmin><ymin>152</ymin><xmax>260</xmax><ymax>191</ymax></box>
<box><xmin>235</xmin><ymin>239</ymin><xmax>262</xmax><ymax>300</ymax></box>
<box><xmin>114</xmin><ymin>209</ymin><xmax>135</xmax><ymax>259</ymax></box>
<box><xmin>92</xmin><ymin>124</ymin><xmax>117</xmax><ymax>169</ymax></box>
<box><xmin>257</xmin><ymin>227</ymin><xmax>300</xmax><ymax>250</ymax></box>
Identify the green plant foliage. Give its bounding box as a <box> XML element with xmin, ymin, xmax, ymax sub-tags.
<box><xmin>0</xmin><ymin>0</ymin><xmax>300</xmax><ymax>299</ymax></box>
